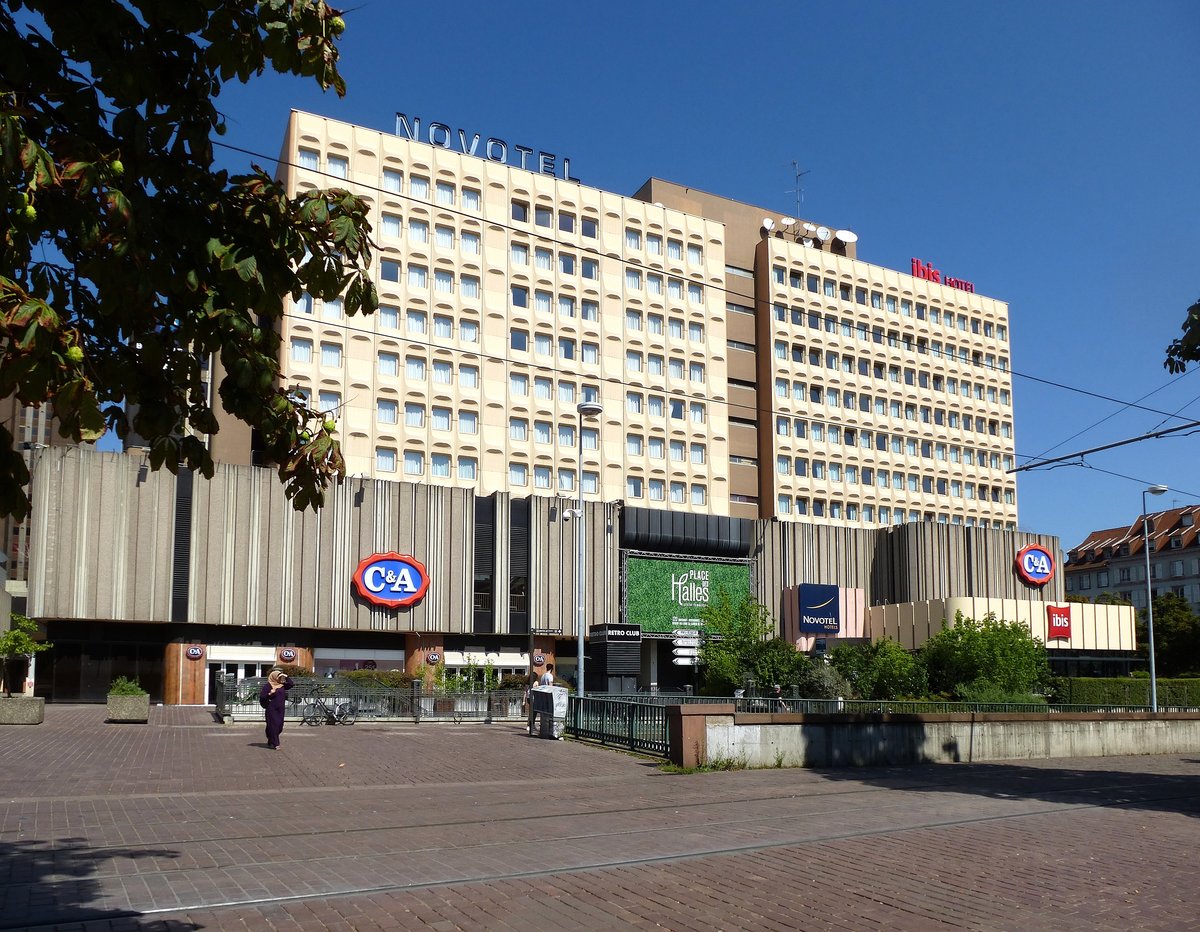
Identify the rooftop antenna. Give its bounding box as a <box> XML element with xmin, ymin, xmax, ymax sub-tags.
<box><xmin>789</xmin><ymin>160</ymin><xmax>810</xmax><ymax>219</ymax></box>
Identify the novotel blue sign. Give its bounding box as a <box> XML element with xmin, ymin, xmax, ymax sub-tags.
<box><xmin>798</xmin><ymin>583</ymin><xmax>840</xmax><ymax>634</ymax></box>
<box><xmin>395</xmin><ymin>113</ymin><xmax>579</xmax><ymax>182</ymax></box>
<box><xmin>1015</xmin><ymin>544</ymin><xmax>1055</xmax><ymax>587</ymax></box>
<box><xmin>352</xmin><ymin>552</ymin><xmax>430</xmax><ymax>609</ymax></box>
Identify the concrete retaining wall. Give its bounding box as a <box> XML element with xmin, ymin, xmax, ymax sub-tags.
<box><xmin>666</xmin><ymin>705</ymin><xmax>1200</xmax><ymax>768</ymax></box>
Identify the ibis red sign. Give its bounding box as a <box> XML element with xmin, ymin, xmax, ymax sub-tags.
<box><xmin>1047</xmin><ymin>605</ymin><xmax>1071</xmax><ymax>640</ymax></box>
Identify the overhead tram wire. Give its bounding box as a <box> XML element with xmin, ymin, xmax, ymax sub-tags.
<box><xmin>1072</xmin><ymin>464</ymin><xmax>1200</xmax><ymax>502</ymax></box>
<box><xmin>1009</xmin><ymin>418</ymin><xmax>1200</xmax><ymax>474</ymax></box>
<box><xmin>215</xmin><ymin>139</ymin><xmax>1199</xmax><ymax>428</ymax></box>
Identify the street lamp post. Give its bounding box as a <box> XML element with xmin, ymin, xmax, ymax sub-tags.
<box><xmin>1142</xmin><ymin>484</ymin><xmax>1169</xmax><ymax>712</ymax></box>
<box><xmin>575</xmin><ymin>397</ymin><xmax>603</xmax><ymax>698</ymax></box>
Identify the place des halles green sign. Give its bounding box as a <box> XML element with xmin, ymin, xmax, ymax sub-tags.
<box><xmin>624</xmin><ymin>556</ymin><xmax>752</xmax><ymax>635</ymax></box>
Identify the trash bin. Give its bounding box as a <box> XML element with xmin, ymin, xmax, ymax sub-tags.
<box><xmin>530</xmin><ymin>685</ymin><xmax>567</xmax><ymax>739</ymax></box>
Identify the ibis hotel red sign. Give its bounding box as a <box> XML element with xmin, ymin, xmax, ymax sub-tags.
<box><xmin>352</xmin><ymin>552</ymin><xmax>430</xmax><ymax>608</ymax></box>
<box><xmin>1047</xmin><ymin>606</ymin><xmax>1071</xmax><ymax>640</ymax></box>
<box><xmin>912</xmin><ymin>258</ymin><xmax>975</xmax><ymax>294</ymax></box>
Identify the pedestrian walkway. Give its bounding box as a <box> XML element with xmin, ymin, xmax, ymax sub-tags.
<box><xmin>0</xmin><ymin>703</ymin><xmax>1197</xmax><ymax>930</ymax></box>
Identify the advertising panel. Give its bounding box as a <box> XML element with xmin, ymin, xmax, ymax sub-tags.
<box><xmin>797</xmin><ymin>583</ymin><xmax>841</xmax><ymax>633</ymax></box>
<box><xmin>624</xmin><ymin>556</ymin><xmax>751</xmax><ymax>635</ymax></box>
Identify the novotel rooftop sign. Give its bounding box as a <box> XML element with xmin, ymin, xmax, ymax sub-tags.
<box><xmin>395</xmin><ymin>112</ymin><xmax>578</xmax><ymax>182</ymax></box>
<box><xmin>352</xmin><ymin>551</ymin><xmax>430</xmax><ymax>609</ymax></box>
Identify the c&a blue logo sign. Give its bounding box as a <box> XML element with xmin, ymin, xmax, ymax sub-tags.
<box><xmin>1015</xmin><ymin>544</ymin><xmax>1055</xmax><ymax>587</ymax></box>
<box><xmin>352</xmin><ymin>552</ymin><xmax>430</xmax><ymax>608</ymax></box>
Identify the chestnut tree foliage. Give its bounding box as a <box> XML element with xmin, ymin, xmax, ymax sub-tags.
<box><xmin>1165</xmin><ymin>297</ymin><xmax>1200</xmax><ymax>374</ymax></box>
<box><xmin>0</xmin><ymin>0</ymin><xmax>378</xmax><ymax>520</ymax></box>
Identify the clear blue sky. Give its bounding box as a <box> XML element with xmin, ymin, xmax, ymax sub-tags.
<box><xmin>212</xmin><ymin>0</ymin><xmax>1199</xmax><ymax>551</ymax></box>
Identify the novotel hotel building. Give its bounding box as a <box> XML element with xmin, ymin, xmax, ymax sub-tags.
<box><xmin>20</xmin><ymin>111</ymin><xmax>1135</xmax><ymax>704</ymax></box>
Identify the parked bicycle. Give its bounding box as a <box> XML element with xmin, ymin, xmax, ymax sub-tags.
<box><xmin>301</xmin><ymin>690</ymin><xmax>358</xmax><ymax>726</ymax></box>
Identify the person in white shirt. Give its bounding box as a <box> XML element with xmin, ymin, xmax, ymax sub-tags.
<box><xmin>538</xmin><ymin>663</ymin><xmax>555</xmax><ymax>686</ymax></box>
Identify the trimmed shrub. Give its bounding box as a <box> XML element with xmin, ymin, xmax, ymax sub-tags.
<box><xmin>1053</xmin><ymin>677</ymin><xmax>1200</xmax><ymax>707</ymax></box>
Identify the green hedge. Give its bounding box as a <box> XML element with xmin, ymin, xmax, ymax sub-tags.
<box><xmin>1054</xmin><ymin>677</ymin><xmax>1200</xmax><ymax>707</ymax></box>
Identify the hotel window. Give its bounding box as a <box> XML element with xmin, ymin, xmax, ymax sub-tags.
<box><xmin>410</xmin><ymin>176</ymin><xmax>429</xmax><ymax>199</ymax></box>
<box><xmin>535</xmin><ymin>206</ymin><xmax>552</xmax><ymax>227</ymax></box>
<box><xmin>582</xmin><ymin>216</ymin><xmax>598</xmax><ymax>238</ymax></box>
<box><xmin>381</xmin><ymin>213</ymin><xmax>402</xmax><ymax>238</ymax></box>
<box><xmin>534</xmin><ymin>420</ymin><xmax>552</xmax><ymax>444</ymax></box>
<box><xmin>689</xmin><ymin>362</ymin><xmax>705</xmax><ymax>382</ymax></box>
<box><xmin>582</xmin><ymin>258</ymin><xmax>599</xmax><ymax>280</ymax></box>
<box><xmin>626</xmin><ymin>391</ymin><xmax>643</xmax><ymax>414</ymax></box>
<box><xmin>322</xmin><ymin>297</ymin><xmax>342</xmax><ymax>319</ymax></box>
<box><xmin>374</xmin><ymin>447</ymin><xmax>397</xmax><ymax>474</ymax></box>
<box><xmin>382</xmin><ymin>168</ymin><xmax>402</xmax><ymax>192</ymax></box>
<box><xmin>582</xmin><ymin>342</ymin><xmax>599</xmax><ymax>364</ymax></box>
<box><xmin>559</xmin><ymin>381</ymin><xmax>576</xmax><ymax>403</ymax></box>
<box><xmin>667</xmin><ymin>279</ymin><xmax>683</xmax><ymax>302</ymax></box>
<box><xmin>647</xmin><ymin>234</ymin><xmax>662</xmax><ymax>255</ymax></box>
<box><xmin>689</xmin><ymin>321</ymin><xmax>704</xmax><ymax>342</ymax></box>
<box><xmin>461</xmin><ymin>365</ymin><xmax>479</xmax><ymax>388</ymax></box>
<box><xmin>406</xmin><ymin>310</ymin><xmax>427</xmax><ymax>335</ymax></box>
<box><xmin>670</xmin><ymin>440</ymin><xmax>685</xmax><ymax>462</ymax></box>
<box><xmin>871</xmin><ymin>291</ymin><xmax>882</xmax><ymax>309</ymax></box>
<box><xmin>626</xmin><ymin>269</ymin><xmax>642</xmax><ymax>290</ymax></box>
<box><xmin>435</xmin><ymin>181</ymin><xmax>455</xmax><ymax>205</ymax></box>
<box><xmin>669</xmin><ymin>358</ymin><xmax>684</xmax><ymax>379</ymax></box>
<box><xmin>511</xmin><ymin>243</ymin><xmax>529</xmax><ymax>265</ymax></box>
<box><xmin>403</xmin><ymin>451</ymin><xmax>424</xmax><ymax>476</ymax></box>
<box><xmin>378</xmin><ymin>351</ymin><xmax>399</xmax><ymax>376</ymax></box>
<box><xmin>510</xmin><ymin>417</ymin><xmax>528</xmax><ymax>441</ymax></box>
<box><xmin>644</xmin><ymin>273</ymin><xmax>661</xmax><ymax>296</ymax></box>
<box><xmin>690</xmin><ymin>484</ymin><xmax>706</xmax><ymax>506</ymax></box>
<box><xmin>381</xmin><ymin>259</ymin><xmax>401</xmax><ymax>282</ymax></box>
<box><xmin>429</xmin><ymin>453</ymin><xmax>451</xmax><ymax>478</ymax></box>
<box><xmin>534</xmin><ymin>465</ymin><xmax>552</xmax><ymax>489</ymax></box>
<box><xmin>534</xmin><ymin>333</ymin><xmax>552</xmax><ymax>356</ymax></box>
<box><xmin>458</xmin><ymin>320</ymin><xmax>478</xmax><ymax>343</ymax></box>
<box><xmin>509</xmin><ymin>373</ymin><xmax>528</xmax><ymax>396</ymax></box>
<box><xmin>327</xmin><ymin>154</ymin><xmax>348</xmax><ymax>178</ymax></box>
<box><xmin>434</xmin><ymin>270</ymin><xmax>454</xmax><ymax>294</ymax></box>
<box><xmin>670</xmin><ymin>482</ymin><xmax>685</xmax><ymax>504</ymax></box>
<box><xmin>290</xmin><ymin>337</ymin><xmax>312</xmax><ymax>363</ymax></box>
<box><xmin>460</xmin><ymin>276</ymin><xmax>480</xmax><ymax>299</ymax></box>
<box><xmin>459</xmin><ymin>411</ymin><xmax>478</xmax><ymax>434</ymax></box>
<box><xmin>378</xmin><ymin>305</ymin><xmax>399</xmax><ymax>330</ymax></box>
<box><xmin>581</xmin><ymin>471</ymin><xmax>599</xmax><ymax>495</ymax></box>
<box><xmin>648</xmin><ymin>395</ymin><xmax>664</xmax><ymax>417</ymax></box>
<box><xmin>669</xmin><ymin>317</ymin><xmax>684</xmax><ymax>340</ymax></box>
<box><xmin>298</xmin><ymin>148</ymin><xmax>320</xmax><ymax>170</ymax></box>
<box><xmin>582</xmin><ymin>426</ymin><xmax>598</xmax><ymax>450</ymax></box>
<box><xmin>511</xmin><ymin>329</ymin><xmax>528</xmax><ymax>352</ymax></box>
<box><xmin>511</xmin><ymin>200</ymin><xmax>529</xmax><ymax>222</ymax></box>
<box><xmin>688</xmin><ymin>283</ymin><xmax>704</xmax><ymax>305</ymax></box>
<box><xmin>687</xmin><ymin>243</ymin><xmax>703</xmax><ymax>266</ymax></box>
<box><xmin>462</xmin><ymin>188</ymin><xmax>481</xmax><ymax>211</ymax></box>
<box><xmin>648</xmin><ymin>354</ymin><xmax>664</xmax><ymax>376</ymax></box>
<box><xmin>430</xmin><ymin>407</ymin><xmax>452</xmax><ymax>431</ymax></box>
<box><xmin>405</xmin><ymin>356</ymin><xmax>426</xmax><ymax>380</ymax></box>
<box><xmin>625</xmin><ymin>228</ymin><xmax>642</xmax><ymax>250</ymax></box>
<box><xmin>581</xmin><ymin>300</ymin><xmax>599</xmax><ymax>322</ymax></box>
<box><xmin>645</xmin><ymin>313</ymin><xmax>663</xmax><ymax>335</ymax></box>
<box><xmin>690</xmin><ymin>443</ymin><xmax>706</xmax><ymax>465</ymax></box>
<box><xmin>294</xmin><ymin>292</ymin><xmax>314</xmax><ymax>315</ymax></box>
<box><xmin>627</xmin><ymin>433</ymin><xmax>644</xmax><ymax>455</ymax></box>
<box><xmin>649</xmin><ymin>479</ymin><xmax>665</xmax><ymax>501</ymax></box>
<box><xmin>534</xmin><ymin>247</ymin><xmax>552</xmax><ymax>271</ymax></box>
<box><xmin>625</xmin><ymin>309</ymin><xmax>642</xmax><ymax>331</ymax></box>
<box><xmin>318</xmin><ymin>390</ymin><xmax>340</xmax><ymax>414</ymax></box>
<box><xmin>376</xmin><ymin>399</ymin><xmax>398</xmax><ymax>425</ymax></box>
<box><xmin>558</xmin><ymin>296</ymin><xmax>575</xmax><ymax>319</ymax></box>
<box><xmin>461</xmin><ymin>231</ymin><xmax>480</xmax><ymax>255</ymax></box>
<box><xmin>433</xmin><ymin>361</ymin><xmax>452</xmax><ymax>384</ymax></box>
<box><xmin>458</xmin><ymin>457</ymin><xmax>477</xmax><ymax>480</ymax></box>
<box><xmin>559</xmin><ymin>469</ymin><xmax>576</xmax><ymax>493</ymax></box>
<box><xmin>511</xmin><ymin>286</ymin><xmax>528</xmax><ymax>308</ymax></box>
<box><xmin>408</xmin><ymin>265</ymin><xmax>428</xmax><ymax>288</ymax></box>
<box><xmin>534</xmin><ymin>290</ymin><xmax>552</xmax><ymax>314</ymax></box>
<box><xmin>435</xmin><ymin>225</ymin><xmax>455</xmax><ymax>249</ymax></box>
<box><xmin>554</xmin><ymin>210</ymin><xmax>575</xmax><ymax>234</ymax></box>
<box><xmin>626</xmin><ymin>351</ymin><xmax>643</xmax><ymax>373</ymax></box>
<box><xmin>558</xmin><ymin>337</ymin><xmax>576</xmax><ymax>359</ymax></box>
<box><xmin>320</xmin><ymin>342</ymin><xmax>342</xmax><ymax>367</ymax></box>
<box><xmin>626</xmin><ymin>476</ymin><xmax>644</xmax><ymax>498</ymax></box>
<box><xmin>667</xmin><ymin>239</ymin><xmax>682</xmax><ymax>261</ymax></box>
<box><xmin>533</xmin><ymin>377</ymin><xmax>553</xmax><ymax>401</ymax></box>
<box><xmin>559</xmin><ymin>253</ymin><xmax>575</xmax><ymax>275</ymax></box>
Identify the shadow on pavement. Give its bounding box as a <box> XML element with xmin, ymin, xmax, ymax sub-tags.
<box><xmin>0</xmin><ymin>838</ymin><xmax>200</xmax><ymax>930</ymax></box>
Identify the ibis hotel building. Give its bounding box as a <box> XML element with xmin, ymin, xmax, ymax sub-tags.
<box><xmin>23</xmin><ymin>111</ymin><xmax>1133</xmax><ymax>704</ymax></box>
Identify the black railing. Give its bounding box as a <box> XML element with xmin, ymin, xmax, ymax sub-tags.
<box><xmin>567</xmin><ymin>696</ymin><xmax>670</xmax><ymax>757</ymax></box>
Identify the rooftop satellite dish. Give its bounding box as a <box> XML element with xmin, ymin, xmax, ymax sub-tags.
<box><xmin>802</xmin><ymin>222</ymin><xmax>817</xmax><ymax>232</ymax></box>
<box><xmin>835</xmin><ymin>229</ymin><xmax>858</xmax><ymax>244</ymax></box>
<box><xmin>801</xmin><ymin>238</ymin><xmax>815</xmax><ymax>248</ymax></box>
<box><xmin>780</xmin><ymin>217</ymin><xmax>796</xmax><ymax>227</ymax></box>
<box><xmin>815</xmin><ymin>226</ymin><xmax>831</xmax><ymax>242</ymax></box>
<box><xmin>762</xmin><ymin>217</ymin><xmax>775</xmax><ymax>231</ymax></box>
<box><xmin>653</xmin><ymin>202</ymin><xmax>665</xmax><ymax>208</ymax></box>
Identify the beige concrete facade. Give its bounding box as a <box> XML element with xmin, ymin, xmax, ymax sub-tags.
<box><xmin>278</xmin><ymin>111</ymin><xmax>730</xmax><ymax>516</ymax></box>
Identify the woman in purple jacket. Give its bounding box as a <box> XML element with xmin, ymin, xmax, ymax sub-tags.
<box><xmin>260</xmin><ymin>670</ymin><xmax>293</xmax><ymax>750</ymax></box>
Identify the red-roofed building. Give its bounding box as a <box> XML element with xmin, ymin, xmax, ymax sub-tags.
<box><xmin>1065</xmin><ymin>505</ymin><xmax>1200</xmax><ymax>614</ymax></box>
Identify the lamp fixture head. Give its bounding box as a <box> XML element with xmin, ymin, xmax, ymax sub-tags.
<box><xmin>1147</xmin><ymin>484</ymin><xmax>1169</xmax><ymax>495</ymax></box>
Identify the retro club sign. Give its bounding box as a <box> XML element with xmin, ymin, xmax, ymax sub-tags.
<box><xmin>1015</xmin><ymin>544</ymin><xmax>1055</xmax><ymax>587</ymax></box>
<box><xmin>352</xmin><ymin>552</ymin><xmax>430</xmax><ymax>609</ymax></box>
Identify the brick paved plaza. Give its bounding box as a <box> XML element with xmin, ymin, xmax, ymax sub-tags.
<box><xmin>0</xmin><ymin>704</ymin><xmax>1197</xmax><ymax>931</ymax></box>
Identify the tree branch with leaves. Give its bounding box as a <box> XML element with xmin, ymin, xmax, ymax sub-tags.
<box><xmin>0</xmin><ymin>0</ymin><xmax>377</xmax><ymax>520</ymax></box>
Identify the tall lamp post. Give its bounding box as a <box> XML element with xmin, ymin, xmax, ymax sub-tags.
<box><xmin>1142</xmin><ymin>484</ymin><xmax>1169</xmax><ymax>712</ymax></box>
<box><xmin>575</xmin><ymin>397</ymin><xmax>603</xmax><ymax>698</ymax></box>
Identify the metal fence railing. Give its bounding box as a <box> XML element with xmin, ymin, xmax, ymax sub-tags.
<box><xmin>214</xmin><ymin>677</ymin><xmax>527</xmax><ymax>724</ymax></box>
<box><xmin>567</xmin><ymin>697</ymin><xmax>670</xmax><ymax>757</ymax></box>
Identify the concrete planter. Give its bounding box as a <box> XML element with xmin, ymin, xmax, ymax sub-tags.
<box><xmin>0</xmin><ymin>696</ymin><xmax>44</xmax><ymax>724</ymax></box>
<box><xmin>107</xmin><ymin>693</ymin><xmax>150</xmax><ymax>723</ymax></box>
